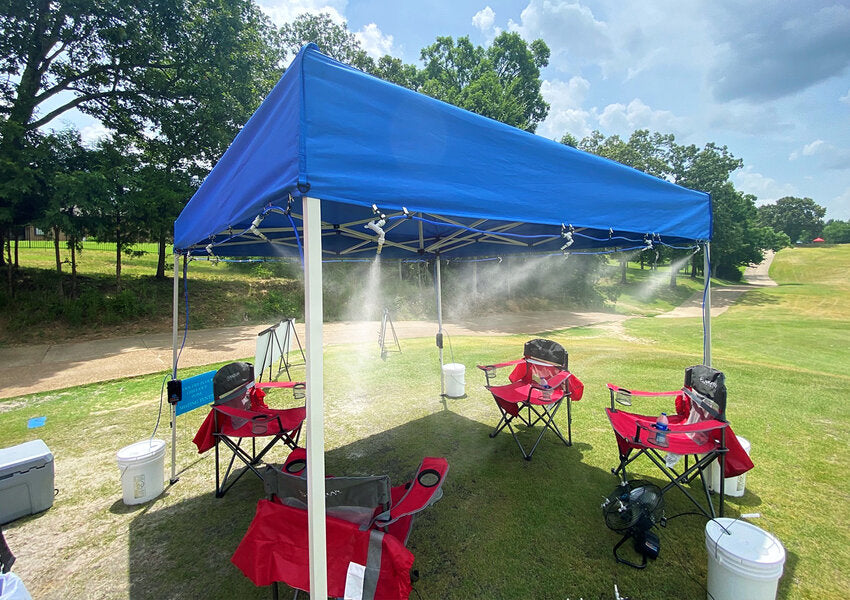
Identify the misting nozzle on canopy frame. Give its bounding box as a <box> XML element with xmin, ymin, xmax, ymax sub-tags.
<box><xmin>365</xmin><ymin>204</ymin><xmax>387</xmax><ymax>254</ymax></box>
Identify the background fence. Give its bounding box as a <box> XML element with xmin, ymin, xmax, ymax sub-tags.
<box><xmin>16</xmin><ymin>240</ymin><xmax>161</xmax><ymax>253</ymax></box>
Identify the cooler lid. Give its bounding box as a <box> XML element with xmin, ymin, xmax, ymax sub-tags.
<box><xmin>706</xmin><ymin>518</ymin><xmax>786</xmax><ymax>565</ymax></box>
<box><xmin>0</xmin><ymin>439</ymin><xmax>53</xmax><ymax>473</ymax></box>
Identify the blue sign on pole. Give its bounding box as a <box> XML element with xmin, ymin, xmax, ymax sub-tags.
<box><xmin>176</xmin><ymin>370</ymin><xmax>216</xmax><ymax>416</ymax></box>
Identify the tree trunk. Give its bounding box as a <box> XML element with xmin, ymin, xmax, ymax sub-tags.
<box><xmin>70</xmin><ymin>242</ymin><xmax>77</xmax><ymax>297</ymax></box>
<box><xmin>13</xmin><ymin>230</ymin><xmax>19</xmax><ymax>268</ymax></box>
<box><xmin>5</xmin><ymin>238</ymin><xmax>12</xmax><ymax>296</ymax></box>
<box><xmin>669</xmin><ymin>261</ymin><xmax>677</xmax><ymax>288</ymax></box>
<box><xmin>620</xmin><ymin>257</ymin><xmax>627</xmax><ymax>284</ymax></box>
<box><xmin>0</xmin><ymin>229</ymin><xmax>5</xmax><ymax>267</ymax></box>
<box><xmin>115</xmin><ymin>226</ymin><xmax>122</xmax><ymax>293</ymax></box>
<box><xmin>156</xmin><ymin>231</ymin><xmax>166</xmax><ymax>278</ymax></box>
<box><xmin>53</xmin><ymin>225</ymin><xmax>64</xmax><ymax>297</ymax></box>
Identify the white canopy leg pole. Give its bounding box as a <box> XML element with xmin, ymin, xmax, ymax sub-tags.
<box><xmin>703</xmin><ymin>242</ymin><xmax>712</xmax><ymax>367</ymax></box>
<box><xmin>170</xmin><ymin>252</ymin><xmax>179</xmax><ymax>484</ymax></box>
<box><xmin>435</xmin><ymin>257</ymin><xmax>444</xmax><ymax>395</ymax></box>
<box><xmin>303</xmin><ymin>196</ymin><xmax>328</xmax><ymax>599</ymax></box>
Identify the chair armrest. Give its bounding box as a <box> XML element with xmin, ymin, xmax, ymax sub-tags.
<box><xmin>631</xmin><ymin>418</ymin><xmax>728</xmax><ymax>453</ymax></box>
<box><xmin>477</xmin><ymin>360</ymin><xmax>523</xmax><ymax>386</ymax></box>
<box><xmin>378</xmin><ymin>457</ymin><xmax>449</xmax><ymax>526</ymax></box>
<box><xmin>607</xmin><ymin>383</ymin><xmax>681</xmax><ymax>410</ymax></box>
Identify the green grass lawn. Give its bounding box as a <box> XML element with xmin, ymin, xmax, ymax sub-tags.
<box><xmin>1</xmin><ymin>245</ymin><xmax>848</xmax><ymax>599</ymax></box>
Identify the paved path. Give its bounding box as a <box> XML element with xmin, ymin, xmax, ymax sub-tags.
<box><xmin>0</xmin><ymin>310</ymin><xmax>627</xmax><ymax>399</ymax></box>
<box><xmin>658</xmin><ymin>250</ymin><xmax>776</xmax><ymax>319</ymax></box>
<box><xmin>0</xmin><ymin>254</ymin><xmax>775</xmax><ymax>399</ymax></box>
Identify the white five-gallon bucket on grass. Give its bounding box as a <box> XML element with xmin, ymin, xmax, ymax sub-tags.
<box><xmin>705</xmin><ymin>518</ymin><xmax>785</xmax><ymax>600</ymax></box>
<box><xmin>709</xmin><ymin>436</ymin><xmax>751</xmax><ymax>497</ymax></box>
<box><xmin>116</xmin><ymin>439</ymin><xmax>166</xmax><ymax>505</ymax></box>
<box><xmin>442</xmin><ymin>363</ymin><xmax>466</xmax><ymax>398</ymax></box>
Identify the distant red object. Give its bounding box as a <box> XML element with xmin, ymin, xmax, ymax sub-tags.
<box><xmin>813</xmin><ymin>237</ymin><xmax>825</xmax><ymax>242</ymax></box>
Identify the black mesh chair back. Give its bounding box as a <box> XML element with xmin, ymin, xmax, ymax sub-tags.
<box><xmin>684</xmin><ymin>365</ymin><xmax>726</xmax><ymax>420</ymax></box>
<box><xmin>523</xmin><ymin>338</ymin><xmax>568</xmax><ymax>369</ymax></box>
<box><xmin>264</xmin><ymin>465</ymin><xmax>392</xmax><ymax>530</ymax></box>
<box><xmin>213</xmin><ymin>362</ymin><xmax>255</xmax><ymax>406</ymax></box>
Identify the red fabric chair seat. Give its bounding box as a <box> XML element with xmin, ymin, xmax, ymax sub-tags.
<box><xmin>232</xmin><ymin>457</ymin><xmax>449</xmax><ymax>599</ymax></box>
<box><xmin>478</xmin><ymin>339</ymin><xmax>583</xmax><ymax>460</ymax></box>
<box><xmin>605</xmin><ymin>366</ymin><xmax>754</xmax><ymax>518</ymax></box>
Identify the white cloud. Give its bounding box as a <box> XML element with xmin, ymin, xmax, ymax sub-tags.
<box><xmin>355</xmin><ymin>23</ymin><xmax>394</xmax><ymax>58</ymax></box>
<box><xmin>80</xmin><ymin>122</ymin><xmax>111</xmax><ymax>146</ymax></box>
<box><xmin>596</xmin><ymin>98</ymin><xmax>687</xmax><ymax>137</ymax></box>
<box><xmin>472</xmin><ymin>6</ymin><xmax>496</xmax><ymax>31</ymax></box>
<box><xmin>537</xmin><ymin>77</ymin><xmax>592</xmax><ymax>139</ymax></box>
<box><xmin>258</xmin><ymin>0</ymin><xmax>347</xmax><ymax>27</ymax></box>
<box><xmin>803</xmin><ymin>140</ymin><xmax>826</xmax><ymax>156</ymax></box>
<box><xmin>842</xmin><ymin>89</ymin><xmax>850</xmax><ymax>105</ymax></box>
<box><xmin>828</xmin><ymin>187</ymin><xmax>850</xmax><ymax>220</ymax></box>
<box><xmin>790</xmin><ymin>139</ymin><xmax>826</xmax><ymax>160</ymax></box>
<box><xmin>787</xmin><ymin>139</ymin><xmax>850</xmax><ymax>169</ymax></box>
<box><xmin>732</xmin><ymin>166</ymin><xmax>797</xmax><ymax>203</ymax></box>
<box><xmin>508</xmin><ymin>1</ymin><xmax>612</xmax><ymax>70</ymax></box>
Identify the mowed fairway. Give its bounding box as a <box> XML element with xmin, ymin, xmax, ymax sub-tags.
<box><xmin>1</xmin><ymin>246</ymin><xmax>847</xmax><ymax>599</ymax></box>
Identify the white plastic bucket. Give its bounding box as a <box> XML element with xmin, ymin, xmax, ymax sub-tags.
<box><xmin>709</xmin><ymin>436</ymin><xmax>751</xmax><ymax>497</ymax></box>
<box><xmin>705</xmin><ymin>518</ymin><xmax>785</xmax><ymax>600</ymax></box>
<box><xmin>116</xmin><ymin>439</ymin><xmax>166</xmax><ymax>505</ymax></box>
<box><xmin>442</xmin><ymin>363</ymin><xmax>466</xmax><ymax>398</ymax></box>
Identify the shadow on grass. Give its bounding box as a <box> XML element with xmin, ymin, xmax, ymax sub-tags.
<box><xmin>736</xmin><ymin>290</ymin><xmax>782</xmax><ymax>307</ymax></box>
<box><xmin>126</xmin><ymin>409</ymin><xmax>620</xmax><ymax>600</ymax></box>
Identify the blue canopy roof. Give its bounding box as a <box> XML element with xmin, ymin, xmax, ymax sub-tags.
<box><xmin>175</xmin><ymin>44</ymin><xmax>711</xmax><ymax>258</ymax></box>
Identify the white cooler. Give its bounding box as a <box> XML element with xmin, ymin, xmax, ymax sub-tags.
<box><xmin>0</xmin><ymin>440</ymin><xmax>55</xmax><ymax>525</ymax></box>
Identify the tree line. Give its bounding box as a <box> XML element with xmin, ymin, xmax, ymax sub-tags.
<box><xmin>1</xmin><ymin>4</ymin><xmax>844</xmax><ymax>299</ymax></box>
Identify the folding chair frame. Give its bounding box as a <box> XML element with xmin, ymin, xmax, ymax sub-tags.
<box><xmin>607</xmin><ymin>384</ymin><xmax>729</xmax><ymax>518</ymax></box>
<box><xmin>486</xmin><ymin>374</ymin><xmax>573</xmax><ymax>460</ymax></box>
<box><xmin>213</xmin><ymin>409</ymin><xmax>302</xmax><ymax>498</ymax></box>
<box><xmin>480</xmin><ymin>352</ymin><xmax>577</xmax><ymax>461</ymax></box>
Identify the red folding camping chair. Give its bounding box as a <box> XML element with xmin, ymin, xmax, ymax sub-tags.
<box><xmin>232</xmin><ymin>450</ymin><xmax>449</xmax><ymax>600</ymax></box>
<box><xmin>192</xmin><ymin>362</ymin><xmax>306</xmax><ymax>497</ymax></box>
<box><xmin>605</xmin><ymin>365</ymin><xmax>753</xmax><ymax>518</ymax></box>
<box><xmin>478</xmin><ymin>338</ymin><xmax>584</xmax><ymax>460</ymax></box>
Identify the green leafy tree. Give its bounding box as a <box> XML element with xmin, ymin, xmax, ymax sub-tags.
<box><xmin>138</xmin><ymin>1</ymin><xmax>283</xmax><ymax>277</ymax></box>
<box><xmin>87</xmin><ymin>136</ymin><xmax>148</xmax><ymax>292</ymax></box>
<box><xmin>33</xmin><ymin>128</ymin><xmax>96</xmax><ymax>296</ymax></box>
<box><xmin>280</xmin><ymin>12</ymin><xmax>374</xmax><ymax>71</ymax></box>
<box><xmin>419</xmin><ymin>33</ymin><xmax>549</xmax><ymax>132</ymax></box>
<box><xmin>569</xmin><ymin>130</ymin><xmax>774</xmax><ymax>280</ymax></box>
<box><xmin>822</xmin><ymin>219</ymin><xmax>850</xmax><ymax>243</ymax></box>
<box><xmin>0</xmin><ymin>0</ymin><xmax>282</xmax><ymax>278</ymax></box>
<box><xmin>758</xmin><ymin>196</ymin><xmax>826</xmax><ymax>243</ymax></box>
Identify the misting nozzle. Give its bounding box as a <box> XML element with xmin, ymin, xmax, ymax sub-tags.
<box><xmin>249</xmin><ymin>213</ymin><xmax>269</xmax><ymax>241</ymax></box>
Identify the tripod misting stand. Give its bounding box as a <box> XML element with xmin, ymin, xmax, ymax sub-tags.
<box><xmin>378</xmin><ymin>307</ymin><xmax>401</xmax><ymax>360</ymax></box>
<box><xmin>258</xmin><ymin>318</ymin><xmax>306</xmax><ymax>381</ymax></box>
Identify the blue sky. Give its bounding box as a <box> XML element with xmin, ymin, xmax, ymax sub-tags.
<box><xmin>71</xmin><ymin>0</ymin><xmax>850</xmax><ymax>219</ymax></box>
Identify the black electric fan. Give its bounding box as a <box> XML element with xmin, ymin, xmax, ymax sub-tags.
<box><xmin>602</xmin><ymin>480</ymin><xmax>665</xmax><ymax>568</ymax></box>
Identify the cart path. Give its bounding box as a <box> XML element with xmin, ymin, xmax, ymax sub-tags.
<box><xmin>657</xmin><ymin>250</ymin><xmax>776</xmax><ymax>319</ymax></box>
<box><xmin>0</xmin><ymin>254</ymin><xmax>775</xmax><ymax>399</ymax></box>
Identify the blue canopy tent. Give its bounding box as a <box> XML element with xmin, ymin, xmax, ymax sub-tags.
<box><xmin>173</xmin><ymin>44</ymin><xmax>713</xmax><ymax>597</ymax></box>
